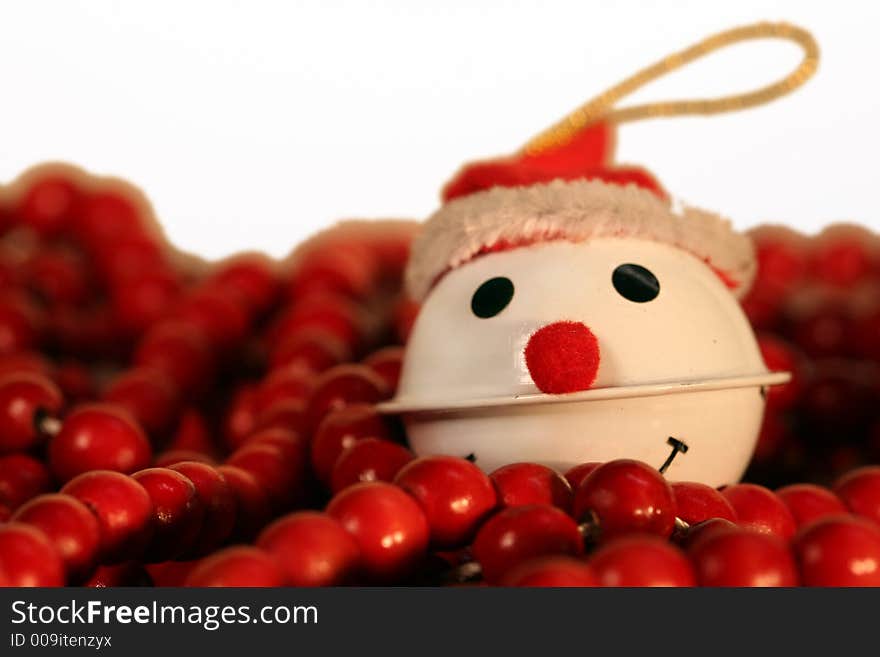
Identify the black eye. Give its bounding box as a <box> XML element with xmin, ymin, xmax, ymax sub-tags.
<box><xmin>612</xmin><ymin>264</ymin><xmax>660</xmax><ymax>303</ymax></box>
<box><xmin>471</xmin><ymin>277</ymin><xmax>514</xmax><ymax>318</ymax></box>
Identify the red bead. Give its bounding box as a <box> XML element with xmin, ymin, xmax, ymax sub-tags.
<box><xmin>84</xmin><ymin>562</ymin><xmax>152</xmax><ymax>587</ymax></box>
<box><xmin>223</xmin><ymin>385</ymin><xmax>259</xmax><ymax>450</ymax></box>
<box><xmin>96</xmin><ymin>234</ymin><xmax>164</xmax><ymax>282</ymax></box>
<box><xmin>0</xmin><ymin>373</ymin><xmax>63</xmax><ymax>452</ymax></box>
<box><xmin>185</xmin><ymin>547</ymin><xmax>286</xmax><ymax>587</ymax></box>
<box><xmin>573</xmin><ymin>459</ymin><xmax>675</xmax><ymax>539</ymax></box>
<box><xmin>215</xmin><ymin>465</ymin><xmax>272</xmax><ymax>541</ymax></box>
<box><xmin>174</xmin><ymin>287</ymin><xmax>250</xmax><ymax>351</ymax></box>
<box><xmin>757</xmin><ymin>334</ymin><xmax>804</xmax><ymax>411</ymax></box>
<box><xmin>589</xmin><ymin>535</ymin><xmax>696</xmax><ymax>587</ymax></box>
<box><xmin>25</xmin><ymin>248</ymin><xmax>89</xmax><ymax>305</ymax></box>
<box><xmin>288</xmin><ymin>245</ymin><xmax>378</xmax><ymax>301</ymax></box>
<box><xmin>146</xmin><ymin>560</ymin><xmax>199</xmax><ymax>587</ymax></box>
<box><xmin>73</xmin><ymin>189</ymin><xmax>144</xmax><ymax>247</ymax></box>
<box><xmin>304</xmin><ymin>365</ymin><xmax>389</xmax><ymax>433</ymax></box>
<box><xmin>793</xmin><ymin>515</ymin><xmax>880</xmax><ymax>586</ymax></box>
<box><xmin>54</xmin><ymin>361</ymin><xmax>95</xmax><ymax>402</ymax></box>
<box><xmin>168</xmin><ymin>461</ymin><xmax>235</xmax><ymax>556</ymax></box>
<box><xmin>0</xmin><ymin>453</ymin><xmax>51</xmax><ymax>510</ymax></box>
<box><xmin>257</xmin><ymin>511</ymin><xmax>361</xmax><ymax>586</ymax></box>
<box><xmin>134</xmin><ymin>320</ymin><xmax>213</xmax><ymax>392</ymax></box>
<box><xmin>0</xmin><ymin>522</ymin><xmax>65</xmax><ymax>586</ymax></box>
<box><xmin>501</xmin><ymin>555</ymin><xmax>597</xmax><ymax>587</ymax></box>
<box><xmin>326</xmin><ymin>482</ymin><xmax>429</xmax><ymax>582</ymax></box>
<box><xmin>721</xmin><ymin>483</ymin><xmax>796</xmax><ymax>541</ymax></box>
<box><xmin>112</xmin><ymin>270</ymin><xmax>181</xmax><ymax>335</ymax></box>
<box><xmin>677</xmin><ymin>517</ymin><xmax>738</xmax><ymax>550</ymax></box>
<box><xmin>362</xmin><ymin>346</ymin><xmax>405</xmax><ymax>393</ymax></box>
<box><xmin>834</xmin><ymin>466</ymin><xmax>880</xmax><ymax>526</ymax></box>
<box><xmin>227</xmin><ymin>429</ymin><xmax>307</xmax><ymax>509</ymax></box>
<box><xmin>394</xmin><ymin>455</ymin><xmax>497</xmax><ymax>548</ymax></box>
<box><xmin>311</xmin><ymin>404</ymin><xmax>392</xmax><ymax>484</ymax></box>
<box><xmin>269</xmin><ymin>329</ymin><xmax>347</xmax><ymax>375</ymax></box>
<box><xmin>671</xmin><ymin>481</ymin><xmax>737</xmax><ymax>525</ymax></box>
<box><xmin>254</xmin><ymin>366</ymin><xmax>314</xmax><ymax>414</ymax></box>
<box><xmin>811</xmin><ymin>234</ymin><xmax>873</xmax><ymax>287</ymax></box>
<box><xmin>776</xmin><ymin>484</ymin><xmax>847</xmax><ymax>528</ymax></box>
<box><xmin>0</xmin><ymin>292</ymin><xmax>44</xmax><ymax>355</ymax></box>
<box><xmin>209</xmin><ymin>255</ymin><xmax>279</xmax><ymax>314</ymax></box>
<box><xmin>12</xmin><ymin>493</ymin><xmax>101</xmax><ymax>580</ymax></box>
<box><xmin>154</xmin><ymin>450</ymin><xmax>216</xmax><ymax>468</ymax></box>
<box><xmin>49</xmin><ymin>404</ymin><xmax>152</xmax><ymax>482</ymax></box>
<box><xmin>473</xmin><ymin>504</ymin><xmax>583</xmax><ymax>584</ymax></box>
<box><xmin>132</xmin><ymin>468</ymin><xmax>204</xmax><ymax>562</ymax></box>
<box><xmin>103</xmin><ymin>368</ymin><xmax>181</xmax><ymax>436</ymax></box>
<box><xmin>166</xmin><ymin>409</ymin><xmax>215</xmax><ymax>456</ymax></box>
<box><xmin>330</xmin><ymin>438</ymin><xmax>413</xmax><ymax>494</ymax></box>
<box><xmin>490</xmin><ymin>462</ymin><xmax>572</xmax><ymax>512</ymax></box>
<box><xmin>61</xmin><ymin>470</ymin><xmax>154</xmax><ymax>563</ymax></box>
<box><xmin>16</xmin><ymin>173</ymin><xmax>81</xmax><ymax>236</ymax></box>
<box><xmin>563</xmin><ymin>462</ymin><xmax>601</xmax><ymax>490</ymax></box>
<box><xmin>687</xmin><ymin>526</ymin><xmax>798</xmax><ymax>586</ymax></box>
<box><xmin>0</xmin><ymin>351</ymin><xmax>52</xmax><ymax>378</ymax></box>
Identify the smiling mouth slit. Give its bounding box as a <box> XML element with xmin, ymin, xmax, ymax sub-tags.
<box><xmin>659</xmin><ymin>437</ymin><xmax>689</xmax><ymax>474</ymax></box>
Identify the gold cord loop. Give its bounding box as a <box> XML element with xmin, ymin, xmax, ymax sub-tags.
<box><xmin>522</xmin><ymin>21</ymin><xmax>819</xmax><ymax>156</ymax></box>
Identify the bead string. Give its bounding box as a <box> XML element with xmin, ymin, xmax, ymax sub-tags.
<box><xmin>522</xmin><ymin>21</ymin><xmax>820</xmax><ymax>156</ymax></box>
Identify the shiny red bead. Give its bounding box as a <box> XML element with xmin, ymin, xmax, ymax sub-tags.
<box><xmin>793</xmin><ymin>515</ymin><xmax>880</xmax><ymax>586</ymax></box>
<box><xmin>0</xmin><ymin>453</ymin><xmax>51</xmax><ymax>510</ymax></box>
<box><xmin>0</xmin><ymin>522</ymin><xmax>65</xmax><ymax>587</ymax></box>
<box><xmin>0</xmin><ymin>373</ymin><xmax>63</xmax><ymax>452</ymax></box>
<box><xmin>573</xmin><ymin>459</ymin><xmax>675</xmax><ymax>539</ymax></box>
<box><xmin>326</xmin><ymin>482</ymin><xmax>429</xmax><ymax>582</ymax></box>
<box><xmin>132</xmin><ymin>468</ymin><xmax>205</xmax><ymax>562</ymax></box>
<box><xmin>394</xmin><ymin>455</ymin><xmax>497</xmax><ymax>549</ymax></box>
<box><xmin>214</xmin><ymin>465</ymin><xmax>272</xmax><ymax>541</ymax></box>
<box><xmin>311</xmin><ymin>404</ymin><xmax>392</xmax><ymax>484</ymax></box>
<box><xmin>491</xmin><ymin>462</ymin><xmax>572</xmax><ymax>512</ymax></box>
<box><xmin>168</xmin><ymin>461</ymin><xmax>235</xmax><ymax>556</ymax></box>
<box><xmin>472</xmin><ymin>504</ymin><xmax>583</xmax><ymax>584</ymax></box>
<box><xmin>185</xmin><ymin>547</ymin><xmax>286</xmax><ymax>587</ymax></box>
<box><xmin>49</xmin><ymin>404</ymin><xmax>152</xmax><ymax>482</ymax></box>
<box><xmin>687</xmin><ymin>525</ymin><xmax>798</xmax><ymax>586</ymax></box>
<box><xmin>329</xmin><ymin>438</ymin><xmax>414</xmax><ymax>494</ymax></box>
<box><xmin>589</xmin><ymin>535</ymin><xmax>696</xmax><ymax>587</ymax></box>
<box><xmin>257</xmin><ymin>512</ymin><xmax>361</xmax><ymax>586</ymax></box>
<box><xmin>61</xmin><ymin>470</ymin><xmax>154</xmax><ymax>563</ymax></box>
<box><xmin>776</xmin><ymin>484</ymin><xmax>847</xmax><ymax>528</ymax></box>
<box><xmin>721</xmin><ymin>483</ymin><xmax>796</xmax><ymax>540</ymax></box>
<box><xmin>833</xmin><ymin>466</ymin><xmax>880</xmax><ymax>526</ymax></box>
<box><xmin>502</xmin><ymin>555</ymin><xmax>597</xmax><ymax>587</ymax></box>
<box><xmin>304</xmin><ymin>365</ymin><xmax>389</xmax><ymax>434</ymax></box>
<box><xmin>671</xmin><ymin>481</ymin><xmax>737</xmax><ymax>526</ymax></box>
<box><xmin>562</xmin><ymin>462</ymin><xmax>601</xmax><ymax>490</ymax></box>
<box><xmin>12</xmin><ymin>493</ymin><xmax>101</xmax><ymax>580</ymax></box>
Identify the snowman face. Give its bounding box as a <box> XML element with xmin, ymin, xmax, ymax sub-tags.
<box><xmin>392</xmin><ymin>237</ymin><xmax>771</xmax><ymax>481</ymax></box>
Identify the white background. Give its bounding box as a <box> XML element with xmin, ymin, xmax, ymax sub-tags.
<box><xmin>0</xmin><ymin>1</ymin><xmax>876</xmax><ymax>259</ymax></box>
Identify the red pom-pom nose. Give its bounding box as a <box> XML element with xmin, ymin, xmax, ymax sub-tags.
<box><xmin>524</xmin><ymin>321</ymin><xmax>600</xmax><ymax>394</ymax></box>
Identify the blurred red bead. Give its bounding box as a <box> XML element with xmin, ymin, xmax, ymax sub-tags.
<box><xmin>103</xmin><ymin>367</ymin><xmax>181</xmax><ymax>436</ymax></box>
<box><xmin>254</xmin><ymin>366</ymin><xmax>314</xmax><ymax>414</ymax></box>
<box><xmin>254</xmin><ymin>399</ymin><xmax>307</xmax><ymax>434</ymax></box>
<box><xmin>16</xmin><ymin>173</ymin><xmax>81</xmax><ymax>237</ymax></box>
<box><xmin>154</xmin><ymin>450</ymin><xmax>215</xmax><ymax>468</ymax></box>
<box><xmin>776</xmin><ymin>484</ymin><xmax>847</xmax><ymax>528</ymax></box>
<box><xmin>84</xmin><ymin>562</ymin><xmax>152</xmax><ymax>587</ymax></box>
<box><xmin>793</xmin><ymin>307</ymin><xmax>849</xmax><ymax>359</ymax></box>
<box><xmin>362</xmin><ymin>346</ymin><xmax>405</xmax><ymax>393</ymax></box>
<box><xmin>223</xmin><ymin>384</ymin><xmax>259</xmax><ymax>450</ymax></box>
<box><xmin>61</xmin><ymin>470</ymin><xmax>153</xmax><ymax>563</ymax></box>
<box><xmin>0</xmin><ymin>351</ymin><xmax>52</xmax><ymax>378</ymax></box>
<box><xmin>53</xmin><ymin>361</ymin><xmax>95</xmax><ymax>402</ymax></box>
<box><xmin>185</xmin><ymin>547</ymin><xmax>286</xmax><ymax>587</ymax></box>
<box><xmin>688</xmin><ymin>525</ymin><xmax>798</xmax><ymax>586</ymax></box>
<box><xmin>73</xmin><ymin>189</ymin><xmax>144</xmax><ymax>248</ymax></box>
<box><xmin>721</xmin><ymin>483</ymin><xmax>796</xmax><ymax>541</ymax></box>
<box><xmin>167</xmin><ymin>408</ymin><xmax>215</xmax><ymax>456</ymax></box>
<box><xmin>175</xmin><ymin>287</ymin><xmax>250</xmax><ymax>351</ymax></box>
<box><xmin>25</xmin><ymin>248</ymin><xmax>89</xmax><ymax>305</ymax></box>
<box><xmin>304</xmin><ymin>365</ymin><xmax>389</xmax><ymax>433</ymax></box>
<box><xmin>228</xmin><ymin>429</ymin><xmax>307</xmax><ymax>509</ymax></box>
<box><xmin>145</xmin><ymin>560</ymin><xmax>199</xmax><ymax>587</ymax></box>
<box><xmin>209</xmin><ymin>255</ymin><xmax>279</xmax><ymax>314</ymax></box>
<box><xmin>392</xmin><ymin>298</ymin><xmax>420</xmax><ymax>344</ymax></box>
<box><xmin>257</xmin><ymin>511</ymin><xmax>361</xmax><ymax>586</ymax></box>
<box><xmin>0</xmin><ymin>453</ymin><xmax>51</xmax><ymax>510</ymax></box>
<box><xmin>394</xmin><ymin>455</ymin><xmax>497</xmax><ymax>549</ymax></box>
<box><xmin>671</xmin><ymin>481</ymin><xmax>737</xmax><ymax>526</ymax></box>
<box><xmin>96</xmin><ymin>234</ymin><xmax>164</xmax><ymax>282</ymax></box>
<box><xmin>326</xmin><ymin>482</ymin><xmax>429</xmax><ymax>582</ymax></box>
<box><xmin>132</xmin><ymin>468</ymin><xmax>205</xmax><ymax>562</ymax></box>
<box><xmin>834</xmin><ymin>466</ymin><xmax>880</xmax><ymax>526</ymax></box>
<box><xmin>0</xmin><ymin>292</ymin><xmax>44</xmax><ymax>355</ymax></box>
<box><xmin>794</xmin><ymin>515</ymin><xmax>880</xmax><ymax>586</ymax></box>
<box><xmin>268</xmin><ymin>329</ymin><xmax>347</xmax><ymax>375</ymax></box>
<box><xmin>12</xmin><ymin>493</ymin><xmax>101</xmax><ymax>580</ymax></box>
<box><xmin>0</xmin><ymin>373</ymin><xmax>63</xmax><ymax>452</ymax></box>
<box><xmin>811</xmin><ymin>231</ymin><xmax>874</xmax><ymax>287</ymax></box>
<box><xmin>311</xmin><ymin>404</ymin><xmax>392</xmax><ymax>484</ymax></box>
<box><xmin>49</xmin><ymin>404</ymin><xmax>152</xmax><ymax>482</ymax></box>
<box><xmin>757</xmin><ymin>334</ymin><xmax>805</xmax><ymax>411</ymax></box>
<box><xmin>502</xmin><ymin>555</ymin><xmax>597</xmax><ymax>587</ymax></box>
<box><xmin>473</xmin><ymin>504</ymin><xmax>583</xmax><ymax>584</ymax></box>
<box><xmin>215</xmin><ymin>465</ymin><xmax>272</xmax><ymax>541</ymax></box>
<box><xmin>752</xmin><ymin>410</ymin><xmax>790</xmax><ymax>464</ymax></box>
<box><xmin>112</xmin><ymin>270</ymin><xmax>181</xmax><ymax>335</ymax></box>
<box><xmin>573</xmin><ymin>459</ymin><xmax>675</xmax><ymax>539</ymax></box>
<box><xmin>563</xmin><ymin>462</ymin><xmax>601</xmax><ymax>490</ymax></box>
<box><xmin>330</xmin><ymin>438</ymin><xmax>413</xmax><ymax>494</ymax></box>
<box><xmin>0</xmin><ymin>522</ymin><xmax>65</xmax><ymax>587</ymax></box>
<box><xmin>589</xmin><ymin>535</ymin><xmax>696</xmax><ymax>587</ymax></box>
<box><xmin>134</xmin><ymin>320</ymin><xmax>213</xmax><ymax>392</ymax></box>
<box><xmin>491</xmin><ymin>463</ymin><xmax>572</xmax><ymax>512</ymax></box>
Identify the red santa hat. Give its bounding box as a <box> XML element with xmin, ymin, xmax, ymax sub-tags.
<box><xmin>404</xmin><ymin>120</ymin><xmax>756</xmax><ymax>301</ymax></box>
